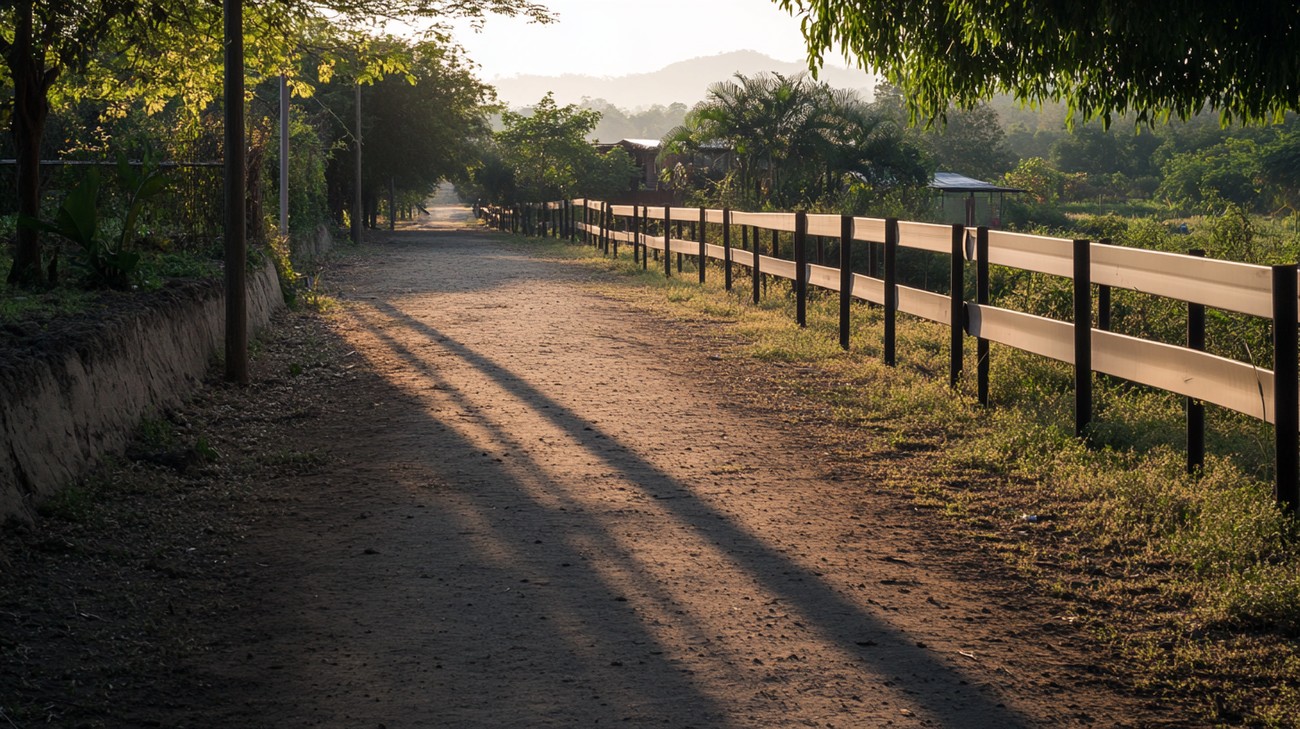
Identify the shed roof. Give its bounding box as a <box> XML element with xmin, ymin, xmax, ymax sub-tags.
<box><xmin>929</xmin><ymin>172</ymin><xmax>1024</xmax><ymax>193</ymax></box>
<box><xmin>621</xmin><ymin>139</ymin><xmax>662</xmax><ymax>150</ymax></box>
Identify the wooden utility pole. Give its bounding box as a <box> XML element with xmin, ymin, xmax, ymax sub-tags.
<box><xmin>223</xmin><ymin>0</ymin><xmax>247</xmax><ymax>384</ymax></box>
<box><xmin>279</xmin><ymin>74</ymin><xmax>289</xmax><ymax>237</ymax></box>
<box><xmin>352</xmin><ymin>83</ymin><xmax>363</xmax><ymax>245</ymax></box>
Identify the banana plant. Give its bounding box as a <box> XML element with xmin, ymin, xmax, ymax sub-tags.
<box><xmin>19</xmin><ymin>154</ymin><xmax>169</xmax><ymax>290</ymax></box>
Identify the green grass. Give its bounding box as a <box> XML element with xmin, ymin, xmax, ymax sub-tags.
<box><xmin>512</xmin><ymin>231</ymin><xmax>1300</xmax><ymax>726</ymax></box>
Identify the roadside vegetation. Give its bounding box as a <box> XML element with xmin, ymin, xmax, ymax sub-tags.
<box><xmin>507</xmin><ymin>232</ymin><xmax>1300</xmax><ymax>726</ymax></box>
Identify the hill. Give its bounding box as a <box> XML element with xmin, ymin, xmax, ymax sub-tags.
<box><xmin>491</xmin><ymin>50</ymin><xmax>877</xmax><ymax>110</ymax></box>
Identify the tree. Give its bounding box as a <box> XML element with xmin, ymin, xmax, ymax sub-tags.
<box><xmin>495</xmin><ymin>93</ymin><xmax>636</xmax><ymax>203</ymax></box>
<box><xmin>664</xmin><ymin>73</ymin><xmax>926</xmax><ymax>209</ymax></box>
<box><xmin>2</xmin><ymin>0</ymin><xmax>550</xmax><ymax>286</ymax></box>
<box><xmin>1157</xmin><ymin>138</ymin><xmax>1263</xmax><ymax>211</ymax></box>
<box><xmin>776</xmin><ymin>1</ymin><xmax>1300</xmax><ymax>126</ymax></box>
<box><xmin>327</xmin><ymin>36</ymin><xmax>494</xmax><ymax>225</ymax></box>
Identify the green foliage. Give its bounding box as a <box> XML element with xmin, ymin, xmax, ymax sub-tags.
<box><xmin>1157</xmin><ymin>138</ymin><xmax>1264</xmax><ymax>211</ymax></box>
<box><xmin>266</xmin><ymin>111</ymin><xmax>329</xmax><ymax>239</ymax></box>
<box><xmin>485</xmin><ymin>93</ymin><xmax>638</xmax><ymax>203</ymax></box>
<box><xmin>1002</xmin><ymin>157</ymin><xmax>1064</xmax><ymax>204</ymax></box>
<box><xmin>777</xmin><ymin>1</ymin><xmax>1300</xmax><ymax>126</ymax></box>
<box><xmin>19</xmin><ymin>157</ymin><xmax>169</xmax><ymax>289</ymax></box>
<box><xmin>664</xmin><ymin>73</ymin><xmax>928</xmax><ymax>210</ymax></box>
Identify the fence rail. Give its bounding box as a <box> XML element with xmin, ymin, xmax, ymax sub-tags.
<box><xmin>481</xmin><ymin>199</ymin><xmax>1300</xmax><ymax>514</ymax></box>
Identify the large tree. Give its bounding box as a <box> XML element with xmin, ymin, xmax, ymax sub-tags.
<box><xmin>776</xmin><ymin>1</ymin><xmax>1300</xmax><ymax>126</ymax></box>
<box><xmin>2</xmin><ymin>0</ymin><xmax>549</xmax><ymax>286</ymax></box>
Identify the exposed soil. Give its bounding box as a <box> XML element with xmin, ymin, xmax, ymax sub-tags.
<box><xmin>1</xmin><ymin>207</ymin><xmax>1198</xmax><ymax>727</ymax></box>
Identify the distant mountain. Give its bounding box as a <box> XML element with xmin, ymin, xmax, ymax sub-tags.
<box><xmin>490</xmin><ymin>50</ymin><xmax>877</xmax><ymax>110</ymax></box>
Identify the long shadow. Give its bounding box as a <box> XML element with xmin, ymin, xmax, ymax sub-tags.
<box><xmin>231</xmin><ymin>322</ymin><xmax>740</xmax><ymax>726</ymax></box>
<box><xmin>360</xmin><ymin>294</ymin><xmax>1036</xmax><ymax>728</ymax></box>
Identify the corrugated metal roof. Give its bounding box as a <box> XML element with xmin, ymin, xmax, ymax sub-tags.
<box><xmin>929</xmin><ymin>172</ymin><xmax>1024</xmax><ymax>193</ymax></box>
<box><xmin>621</xmin><ymin>139</ymin><xmax>662</xmax><ymax>150</ymax></box>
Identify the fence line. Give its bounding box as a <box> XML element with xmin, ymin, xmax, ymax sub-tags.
<box><xmin>480</xmin><ymin>200</ymin><xmax>1300</xmax><ymax>514</ymax></box>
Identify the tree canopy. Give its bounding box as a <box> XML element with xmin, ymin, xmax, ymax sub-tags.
<box><xmin>775</xmin><ymin>0</ymin><xmax>1300</xmax><ymax>126</ymax></box>
<box><xmin>2</xmin><ymin>0</ymin><xmax>550</xmax><ymax>285</ymax></box>
<box><xmin>662</xmin><ymin>73</ymin><xmax>927</xmax><ymax>209</ymax></box>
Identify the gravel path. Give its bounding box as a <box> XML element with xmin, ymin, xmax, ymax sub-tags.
<box><xmin>172</xmin><ymin>208</ymin><xmax>1171</xmax><ymax>728</ymax></box>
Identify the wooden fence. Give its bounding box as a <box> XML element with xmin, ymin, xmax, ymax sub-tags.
<box><xmin>482</xmin><ymin>200</ymin><xmax>1300</xmax><ymax>515</ymax></box>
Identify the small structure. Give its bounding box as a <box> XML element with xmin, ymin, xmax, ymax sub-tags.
<box><xmin>929</xmin><ymin>172</ymin><xmax>1024</xmax><ymax>228</ymax></box>
<box><xmin>594</xmin><ymin>138</ymin><xmax>663</xmax><ymax>190</ymax></box>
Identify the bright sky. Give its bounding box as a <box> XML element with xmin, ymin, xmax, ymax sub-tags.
<box><xmin>447</xmin><ymin>0</ymin><xmax>815</xmax><ymax>79</ymax></box>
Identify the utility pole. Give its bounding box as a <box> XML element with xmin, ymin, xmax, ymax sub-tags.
<box><xmin>279</xmin><ymin>74</ymin><xmax>289</xmax><ymax>238</ymax></box>
<box><xmin>352</xmin><ymin>83</ymin><xmax>363</xmax><ymax>245</ymax></box>
<box><xmin>223</xmin><ymin>0</ymin><xmax>247</xmax><ymax>384</ymax></box>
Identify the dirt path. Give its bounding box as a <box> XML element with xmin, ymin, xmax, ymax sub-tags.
<box><xmin>146</xmin><ymin>207</ymin><xmax>1178</xmax><ymax>728</ymax></box>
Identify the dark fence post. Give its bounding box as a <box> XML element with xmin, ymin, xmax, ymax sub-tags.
<box><xmin>1272</xmin><ymin>264</ymin><xmax>1298</xmax><ymax>514</ymax></box>
<box><xmin>600</xmin><ymin>203</ymin><xmax>608</xmax><ymax>254</ymax></box>
<box><xmin>752</xmin><ymin>224</ymin><xmax>762</xmax><ymax>305</ymax></box>
<box><xmin>1187</xmin><ymin>249</ymin><xmax>1206</xmax><ymax>474</ymax></box>
<box><xmin>605</xmin><ymin>203</ymin><xmax>613</xmax><ymax>255</ymax></box>
<box><xmin>681</xmin><ymin>220</ymin><xmax>691</xmax><ymax>274</ymax></box>
<box><xmin>698</xmin><ymin>208</ymin><xmax>708</xmax><ymax>284</ymax></box>
<box><xmin>795</xmin><ymin>211</ymin><xmax>808</xmax><ymax>327</ymax></box>
<box><xmin>977</xmin><ymin>227</ymin><xmax>990</xmax><ymax>406</ymax></box>
<box><xmin>723</xmin><ymin>209</ymin><xmax>733</xmax><ymax>291</ymax></box>
<box><xmin>612</xmin><ymin>206</ymin><xmax>619</xmax><ymax>258</ymax></box>
<box><xmin>631</xmin><ymin>205</ymin><xmax>640</xmax><ymax>264</ymax></box>
<box><xmin>642</xmin><ymin>207</ymin><xmax>649</xmax><ymax>270</ymax></box>
<box><xmin>664</xmin><ymin>207</ymin><xmax>672</xmax><ymax>278</ymax></box>
<box><xmin>1074</xmin><ymin>239</ymin><xmax>1093</xmax><ymax>439</ymax></box>
<box><xmin>950</xmin><ymin>223</ymin><xmax>965</xmax><ymax>388</ymax></box>
<box><xmin>884</xmin><ymin>218</ymin><xmax>898</xmax><ymax>366</ymax></box>
<box><xmin>839</xmin><ymin>215</ymin><xmax>852</xmax><ymax>350</ymax></box>
<box><xmin>771</xmin><ymin>229</ymin><xmax>780</xmax><ymax>295</ymax></box>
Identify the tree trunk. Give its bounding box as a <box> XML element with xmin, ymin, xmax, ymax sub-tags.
<box><xmin>6</xmin><ymin>0</ymin><xmax>59</xmax><ymax>287</ymax></box>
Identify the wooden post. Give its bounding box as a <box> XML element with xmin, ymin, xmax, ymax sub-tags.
<box><xmin>751</xmin><ymin>224</ymin><xmax>761</xmax><ymax>305</ymax></box>
<box><xmin>771</xmin><ymin>228</ymin><xmax>779</xmax><ymax>295</ymax></box>
<box><xmin>642</xmin><ymin>207</ymin><xmax>649</xmax><ymax>270</ymax></box>
<box><xmin>884</xmin><ymin>218</ymin><xmax>898</xmax><ymax>366</ymax></box>
<box><xmin>950</xmin><ymin>224</ymin><xmax>965</xmax><ymax>388</ymax></box>
<box><xmin>795</xmin><ymin>211</ymin><xmax>808</xmax><ymax>327</ymax></box>
<box><xmin>351</xmin><ymin>83</ymin><xmax>363</xmax><ymax>247</ymax></box>
<box><xmin>977</xmin><ymin>227</ymin><xmax>990</xmax><ymax>406</ymax></box>
<box><xmin>676</xmin><ymin>221</ymin><xmax>683</xmax><ymax>273</ymax></box>
<box><xmin>388</xmin><ymin>177</ymin><xmax>396</xmax><ymax>231</ymax></box>
<box><xmin>1074</xmin><ymin>239</ymin><xmax>1093</xmax><ymax>438</ymax></box>
<box><xmin>698</xmin><ymin>208</ymin><xmax>707</xmax><ymax>284</ymax></box>
<box><xmin>1187</xmin><ymin>249</ymin><xmax>1206</xmax><ymax>474</ymax></box>
<box><xmin>602</xmin><ymin>202</ymin><xmax>611</xmax><ymax>255</ymax></box>
<box><xmin>839</xmin><ymin>215</ymin><xmax>852</xmax><ymax>350</ymax></box>
<box><xmin>1272</xmin><ymin>264</ymin><xmax>1298</xmax><ymax>514</ymax></box>
<box><xmin>723</xmin><ymin>209</ymin><xmax>732</xmax><ymax>291</ymax></box>
<box><xmin>223</xmin><ymin>0</ymin><xmax>248</xmax><ymax>384</ymax></box>
<box><xmin>664</xmin><ymin>207</ymin><xmax>672</xmax><ymax>278</ymax></box>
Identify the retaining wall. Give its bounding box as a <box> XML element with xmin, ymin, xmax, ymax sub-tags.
<box><xmin>0</xmin><ymin>261</ymin><xmax>283</xmax><ymax>522</ymax></box>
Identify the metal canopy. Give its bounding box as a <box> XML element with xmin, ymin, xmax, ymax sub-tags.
<box><xmin>929</xmin><ymin>172</ymin><xmax>1024</xmax><ymax>193</ymax></box>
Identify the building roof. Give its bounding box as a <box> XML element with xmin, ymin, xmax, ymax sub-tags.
<box><xmin>621</xmin><ymin>139</ymin><xmax>662</xmax><ymax>150</ymax></box>
<box><xmin>929</xmin><ymin>172</ymin><xmax>1024</xmax><ymax>193</ymax></box>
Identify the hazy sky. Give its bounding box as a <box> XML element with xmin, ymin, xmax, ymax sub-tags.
<box><xmin>447</xmin><ymin>0</ymin><xmax>818</xmax><ymax>79</ymax></box>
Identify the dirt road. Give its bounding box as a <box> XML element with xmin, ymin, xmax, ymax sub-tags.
<box><xmin>154</xmin><ymin>206</ymin><xmax>1177</xmax><ymax>728</ymax></box>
